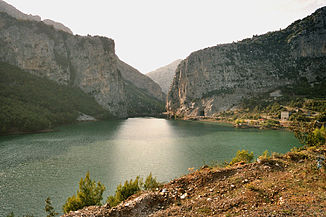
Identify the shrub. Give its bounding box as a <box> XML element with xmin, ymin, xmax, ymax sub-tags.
<box><xmin>107</xmin><ymin>176</ymin><xmax>141</xmax><ymax>207</ymax></box>
<box><xmin>45</xmin><ymin>197</ymin><xmax>58</xmax><ymax>217</ymax></box>
<box><xmin>63</xmin><ymin>172</ymin><xmax>105</xmax><ymax>213</ymax></box>
<box><xmin>229</xmin><ymin>150</ymin><xmax>254</xmax><ymax>165</ymax></box>
<box><xmin>259</xmin><ymin>150</ymin><xmax>271</xmax><ymax>160</ymax></box>
<box><xmin>143</xmin><ymin>173</ymin><xmax>160</xmax><ymax>190</ymax></box>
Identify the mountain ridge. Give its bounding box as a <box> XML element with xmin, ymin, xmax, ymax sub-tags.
<box><xmin>147</xmin><ymin>59</ymin><xmax>182</xmax><ymax>94</ymax></box>
<box><xmin>0</xmin><ymin>0</ymin><xmax>73</xmax><ymax>34</ymax></box>
<box><xmin>167</xmin><ymin>6</ymin><xmax>326</xmax><ymax>117</ymax></box>
<box><xmin>0</xmin><ymin>1</ymin><xmax>165</xmax><ymax>120</ymax></box>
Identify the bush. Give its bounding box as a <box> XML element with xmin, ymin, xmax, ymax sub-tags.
<box><xmin>45</xmin><ymin>197</ymin><xmax>58</xmax><ymax>217</ymax></box>
<box><xmin>63</xmin><ymin>172</ymin><xmax>105</xmax><ymax>213</ymax></box>
<box><xmin>143</xmin><ymin>173</ymin><xmax>160</xmax><ymax>190</ymax></box>
<box><xmin>229</xmin><ymin>150</ymin><xmax>254</xmax><ymax>165</ymax></box>
<box><xmin>258</xmin><ymin>150</ymin><xmax>271</xmax><ymax>161</ymax></box>
<box><xmin>107</xmin><ymin>176</ymin><xmax>141</xmax><ymax>207</ymax></box>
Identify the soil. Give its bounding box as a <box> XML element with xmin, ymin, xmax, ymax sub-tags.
<box><xmin>63</xmin><ymin>145</ymin><xmax>326</xmax><ymax>216</ymax></box>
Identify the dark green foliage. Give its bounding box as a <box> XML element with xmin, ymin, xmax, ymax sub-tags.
<box><xmin>45</xmin><ymin>197</ymin><xmax>58</xmax><ymax>217</ymax></box>
<box><xmin>0</xmin><ymin>62</ymin><xmax>112</xmax><ymax>134</ymax></box>
<box><xmin>107</xmin><ymin>176</ymin><xmax>141</xmax><ymax>207</ymax></box>
<box><xmin>143</xmin><ymin>172</ymin><xmax>160</xmax><ymax>190</ymax></box>
<box><xmin>229</xmin><ymin>150</ymin><xmax>254</xmax><ymax>165</ymax></box>
<box><xmin>63</xmin><ymin>172</ymin><xmax>105</xmax><ymax>213</ymax></box>
<box><xmin>292</xmin><ymin>122</ymin><xmax>326</xmax><ymax>147</ymax></box>
<box><xmin>262</xmin><ymin>119</ymin><xmax>280</xmax><ymax>128</ymax></box>
<box><xmin>124</xmin><ymin>81</ymin><xmax>165</xmax><ymax>117</ymax></box>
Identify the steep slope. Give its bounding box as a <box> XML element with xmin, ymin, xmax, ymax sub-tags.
<box><xmin>117</xmin><ymin>59</ymin><xmax>165</xmax><ymax>101</ymax></box>
<box><xmin>167</xmin><ymin>7</ymin><xmax>326</xmax><ymax>117</ymax></box>
<box><xmin>0</xmin><ymin>62</ymin><xmax>111</xmax><ymax>134</ymax></box>
<box><xmin>0</xmin><ymin>0</ymin><xmax>72</xmax><ymax>33</ymax></box>
<box><xmin>147</xmin><ymin>59</ymin><xmax>182</xmax><ymax>94</ymax></box>
<box><xmin>0</xmin><ymin>11</ymin><xmax>127</xmax><ymax>117</ymax></box>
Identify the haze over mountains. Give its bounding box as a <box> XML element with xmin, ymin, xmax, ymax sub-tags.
<box><xmin>147</xmin><ymin>59</ymin><xmax>182</xmax><ymax>94</ymax></box>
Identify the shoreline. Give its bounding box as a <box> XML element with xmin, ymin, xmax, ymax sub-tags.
<box><xmin>0</xmin><ymin>128</ymin><xmax>55</xmax><ymax>137</ymax></box>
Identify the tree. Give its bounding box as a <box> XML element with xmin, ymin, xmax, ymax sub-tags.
<box><xmin>229</xmin><ymin>150</ymin><xmax>254</xmax><ymax>165</ymax></box>
<box><xmin>143</xmin><ymin>173</ymin><xmax>160</xmax><ymax>190</ymax></box>
<box><xmin>107</xmin><ymin>176</ymin><xmax>141</xmax><ymax>207</ymax></box>
<box><xmin>45</xmin><ymin>197</ymin><xmax>58</xmax><ymax>217</ymax></box>
<box><xmin>63</xmin><ymin>172</ymin><xmax>105</xmax><ymax>213</ymax></box>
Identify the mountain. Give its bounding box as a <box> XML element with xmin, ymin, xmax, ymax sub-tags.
<box><xmin>167</xmin><ymin>7</ymin><xmax>326</xmax><ymax>118</ymax></box>
<box><xmin>118</xmin><ymin>60</ymin><xmax>165</xmax><ymax>101</ymax></box>
<box><xmin>0</xmin><ymin>1</ymin><xmax>165</xmax><ymax>120</ymax></box>
<box><xmin>0</xmin><ymin>0</ymin><xmax>72</xmax><ymax>34</ymax></box>
<box><xmin>147</xmin><ymin>59</ymin><xmax>182</xmax><ymax>94</ymax></box>
<box><xmin>0</xmin><ymin>62</ymin><xmax>111</xmax><ymax>134</ymax></box>
<box><xmin>117</xmin><ymin>60</ymin><xmax>166</xmax><ymax>116</ymax></box>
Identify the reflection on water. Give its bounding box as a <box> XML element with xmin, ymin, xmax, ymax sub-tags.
<box><xmin>0</xmin><ymin>118</ymin><xmax>299</xmax><ymax>216</ymax></box>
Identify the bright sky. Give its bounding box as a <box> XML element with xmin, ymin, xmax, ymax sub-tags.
<box><xmin>4</xmin><ymin>0</ymin><xmax>326</xmax><ymax>73</ymax></box>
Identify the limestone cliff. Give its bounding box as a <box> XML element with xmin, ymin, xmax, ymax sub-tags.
<box><xmin>0</xmin><ymin>0</ymin><xmax>73</xmax><ymax>34</ymax></box>
<box><xmin>147</xmin><ymin>59</ymin><xmax>182</xmax><ymax>94</ymax></box>
<box><xmin>167</xmin><ymin>7</ymin><xmax>326</xmax><ymax>117</ymax></box>
<box><xmin>0</xmin><ymin>12</ymin><xmax>127</xmax><ymax>117</ymax></box>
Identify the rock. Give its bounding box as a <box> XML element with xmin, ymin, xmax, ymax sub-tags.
<box><xmin>0</xmin><ymin>4</ymin><xmax>165</xmax><ymax>118</ymax></box>
<box><xmin>180</xmin><ymin>193</ymin><xmax>188</xmax><ymax>199</ymax></box>
<box><xmin>0</xmin><ymin>0</ymin><xmax>72</xmax><ymax>33</ymax></box>
<box><xmin>167</xmin><ymin>7</ymin><xmax>326</xmax><ymax>117</ymax></box>
<box><xmin>76</xmin><ymin>113</ymin><xmax>96</xmax><ymax>121</ymax></box>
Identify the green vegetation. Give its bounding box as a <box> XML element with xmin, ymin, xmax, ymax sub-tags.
<box><xmin>107</xmin><ymin>176</ymin><xmax>141</xmax><ymax>207</ymax></box>
<box><xmin>228</xmin><ymin>150</ymin><xmax>254</xmax><ymax>166</ymax></box>
<box><xmin>45</xmin><ymin>197</ymin><xmax>58</xmax><ymax>217</ymax></box>
<box><xmin>143</xmin><ymin>172</ymin><xmax>161</xmax><ymax>190</ymax></box>
<box><xmin>292</xmin><ymin>123</ymin><xmax>326</xmax><ymax>147</ymax></box>
<box><xmin>63</xmin><ymin>172</ymin><xmax>105</xmax><ymax>214</ymax></box>
<box><xmin>0</xmin><ymin>62</ymin><xmax>112</xmax><ymax>134</ymax></box>
<box><xmin>124</xmin><ymin>81</ymin><xmax>165</xmax><ymax>117</ymax></box>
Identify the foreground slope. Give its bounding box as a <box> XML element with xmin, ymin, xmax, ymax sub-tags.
<box><xmin>167</xmin><ymin>7</ymin><xmax>326</xmax><ymax>117</ymax></box>
<box><xmin>63</xmin><ymin>145</ymin><xmax>326</xmax><ymax>216</ymax></box>
<box><xmin>147</xmin><ymin>59</ymin><xmax>182</xmax><ymax>94</ymax></box>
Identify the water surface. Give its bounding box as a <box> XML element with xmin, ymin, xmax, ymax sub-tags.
<box><xmin>0</xmin><ymin>118</ymin><xmax>300</xmax><ymax>216</ymax></box>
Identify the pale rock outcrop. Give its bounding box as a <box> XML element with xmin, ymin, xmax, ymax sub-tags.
<box><xmin>167</xmin><ymin>7</ymin><xmax>326</xmax><ymax>117</ymax></box>
<box><xmin>0</xmin><ymin>12</ymin><xmax>127</xmax><ymax>117</ymax></box>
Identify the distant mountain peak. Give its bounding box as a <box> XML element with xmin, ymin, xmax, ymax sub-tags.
<box><xmin>0</xmin><ymin>0</ymin><xmax>73</xmax><ymax>34</ymax></box>
<box><xmin>147</xmin><ymin>59</ymin><xmax>182</xmax><ymax>94</ymax></box>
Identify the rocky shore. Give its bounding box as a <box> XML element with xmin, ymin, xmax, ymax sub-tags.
<box><xmin>63</xmin><ymin>145</ymin><xmax>326</xmax><ymax>216</ymax></box>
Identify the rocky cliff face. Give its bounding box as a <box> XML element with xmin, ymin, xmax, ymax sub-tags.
<box><xmin>0</xmin><ymin>1</ymin><xmax>166</xmax><ymax>118</ymax></box>
<box><xmin>0</xmin><ymin>0</ymin><xmax>72</xmax><ymax>34</ymax></box>
<box><xmin>147</xmin><ymin>59</ymin><xmax>182</xmax><ymax>94</ymax></box>
<box><xmin>0</xmin><ymin>12</ymin><xmax>127</xmax><ymax>117</ymax></box>
<box><xmin>167</xmin><ymin>7</ymin><xmax>326</xmax><ymax>117</ymax></box>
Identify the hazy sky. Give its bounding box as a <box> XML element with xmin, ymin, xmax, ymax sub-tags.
<box><xmin>4</xmin><ymin>0</ymin><xmax>326</xmax><ymax>73</ymax></box>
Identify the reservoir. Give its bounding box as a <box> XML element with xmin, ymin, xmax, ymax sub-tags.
<box><xmin>0</xmin><ymin>118</ymin><xmax>300</xmax><ymax>216</ymax></box>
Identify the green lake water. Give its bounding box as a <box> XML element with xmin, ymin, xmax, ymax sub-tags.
<box><xmin>0</xmin><ymin>118</ymin><xmax>300</xmax><ymax>216</ymax></box>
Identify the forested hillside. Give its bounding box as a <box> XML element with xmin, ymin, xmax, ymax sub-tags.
<box><xmin>0</xmin><ymin>62</ymin><xmax>112</xmax><ymax>134</ymax></box>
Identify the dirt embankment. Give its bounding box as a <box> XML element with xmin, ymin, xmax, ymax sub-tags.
<box><xmin>63</xmin><ymin>145</ymin><xmax>326</xmax><ymax>217</ymax></box>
